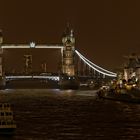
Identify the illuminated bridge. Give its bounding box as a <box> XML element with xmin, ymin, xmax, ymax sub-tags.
<box><xmin>2</xmin><ymin>43</ymin><xmax>116</xmax><ymax>79</ymax></box>
<box><xmin>0</xmin><ymin>27</ymin><xmax>117</xmax><ymax>88</ymax></box>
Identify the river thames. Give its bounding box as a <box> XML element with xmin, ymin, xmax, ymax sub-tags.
<box><xmin>0</xmin><ymin>89</ymin><xmax>140</xmax><ymax>140</ymax></box>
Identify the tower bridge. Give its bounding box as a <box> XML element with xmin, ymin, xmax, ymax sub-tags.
<box><xmin>0</xmin><ymin>26</ymin><xmax>117</xmax><ymax>89</ymax></box>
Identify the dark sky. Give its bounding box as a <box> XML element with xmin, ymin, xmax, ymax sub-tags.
<box><xmin>1</xmin><ymin>0</ymin><xmax>140</xmax><ymax>72</ymax></box>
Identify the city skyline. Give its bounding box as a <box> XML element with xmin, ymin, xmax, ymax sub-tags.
<box><xmin>1</xmin><ymin>0</ymin><xmax>140</xmax><ymax>71</ymax></box>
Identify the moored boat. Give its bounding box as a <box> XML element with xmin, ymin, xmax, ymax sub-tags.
<box><xmin>97</xmin><ymin>87</ymin><xmax>140</xmax><ymax>103</ymax></box>
<box><xmin>97</xmin><ymin>80</ymin><xmax>140</xmax><ymax>103</ymax></box>
<box><xmin>97</xmin><ymin>53</ymin><xmax>140</xmax><ymax>103</ymax></box>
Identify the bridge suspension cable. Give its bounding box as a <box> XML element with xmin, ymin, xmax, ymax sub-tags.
<box><xmin>75</xmin><ymin>50</ymin><xmax>117</xmax><ymax>77</ymax></box>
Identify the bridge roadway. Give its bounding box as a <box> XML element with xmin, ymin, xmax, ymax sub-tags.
<box><xmin>5</xmin><ymin>75</ymin><xmax>60</xmax><ymax>81</ymax></box>
<box><xmin>5</xmin><ymin>75</ymin><xmax>110</xmax><ymax>82</ymax></box>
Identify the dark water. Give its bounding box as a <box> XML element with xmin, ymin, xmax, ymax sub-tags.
<box><xmin>0</xmin><ymin>89</ymin><xmax>140</xmax><ymax>140</ymax></box>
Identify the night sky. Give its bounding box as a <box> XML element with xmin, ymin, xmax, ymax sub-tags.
<box><xmin>1</xmin><ymin>0</ymin><xmax>140</xmax><ymax>72</ymax></box>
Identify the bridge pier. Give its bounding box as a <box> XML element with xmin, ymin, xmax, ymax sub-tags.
<box><xmin>0</xmin><ymin>30</ymin><xmax>6</xmax><ymax>89</ymax></box>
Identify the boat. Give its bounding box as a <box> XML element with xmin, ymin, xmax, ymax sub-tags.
<box><xmin>97</xmin><ymin>76</ymin><xmax>140</xmax><ymax>103</ymax></box>
<box><xmin>0</xmin><ymin>103</ymin><xmax>16</xmax><ymax>135</ymax></box>
<box><xmin>97</xmin><ymin>86</ymin><xmax>140</xmax><ymax>103</ymax></box>
<box><xmin>97</xmin><ymin>53</ymin><xmax>140</xmax><ymax>103</ymax></box>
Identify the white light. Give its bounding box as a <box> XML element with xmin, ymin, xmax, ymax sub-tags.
<box><xmin>36</xmin><ymin>45</ymin><xmax>63</xmax><ymax>49</ymax></box>
<box><xmin>76</xmin><ymin>50</ymin><xmax>117</xmax><ymax>77</ymax></box>
<box><xmin>2</xmin><ymin>45</ymin><xmax>63</xmax><ymax>49</ymax></box>
<box><xmin>133</xmin><ymin>84</ymin><xmax>136</xmax><ymax>87</ymax></box>
<box><xmin>5</xmin><ymin>75</ymin><xmax>60</xmax><ymax>80</ymax></box>
<box><xmin>75</xmin><ymin>50</ymin><xmax>117</xmax><ymax>75</ymax></box>
<box><xmin>30</xmin><ymin>42</ymin><xmax>36</xmax><ymax>48</ymax></box>
<box><xmin>75</xmin><ymin>51</ymin><xmax>117</xmax><ymax>77</ymax></box>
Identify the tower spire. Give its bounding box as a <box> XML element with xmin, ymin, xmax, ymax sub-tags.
<box><xmin>61</xmin><ymin>24</ymin><xmax>75</xmax><ymax>76</ymax></box>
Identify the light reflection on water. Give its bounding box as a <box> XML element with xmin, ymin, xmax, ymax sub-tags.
<box><xmin>0</xmin><ymin>89</ymin><xmax>140</xmax><ymax>139</ymax></box>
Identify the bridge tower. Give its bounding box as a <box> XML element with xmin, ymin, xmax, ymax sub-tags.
<box><xmin>59</xmin><ymin>24</ymin><xmax>79</xmax><ymax>89</ymax></box>
<box><xmin>0</xmin><ymin>30</ymin><xmax>5</xmax><ymax>88</ymax></box>
<box><xmin>62</xmin><ymin>24</ymin><xmax>75</xmax><ymax>76</ymax></box>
